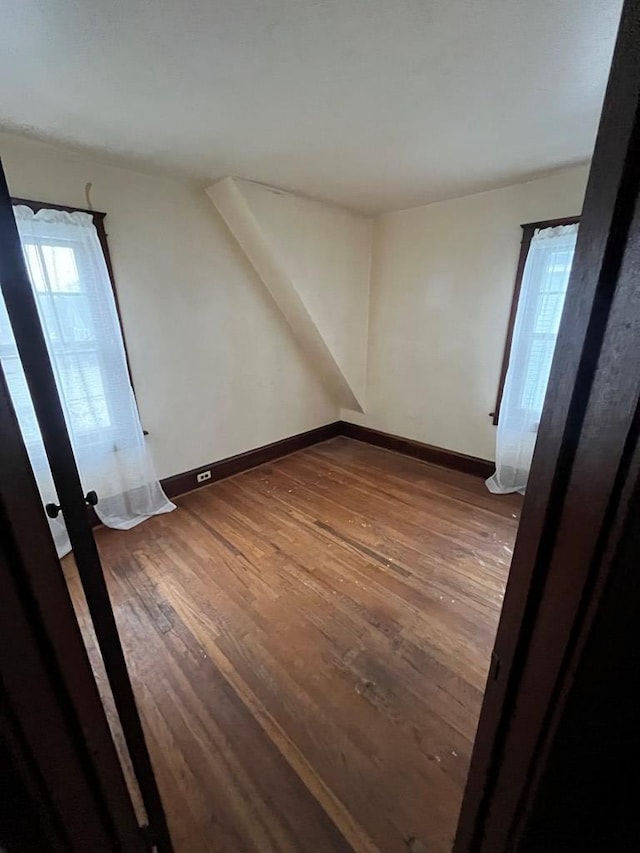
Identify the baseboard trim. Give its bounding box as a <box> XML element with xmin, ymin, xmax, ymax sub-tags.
<box><xmin>88</xmin><ymin>421</ymin><xmax>492</xmax><ymax>524</ymax></box>
<box><xmin>147</xmin><ymin>420</ymin><xmax>494</xmax><ymax>506</ymax></box>
<box><xmin>338</xmin><ymin>421</ymin><xmax>494</xmax><ymax>479</ymax></box>
<box><xmin>160</xmin><ymin>421</ymin><xmax>343</xmax><ymax>500</ymax></box>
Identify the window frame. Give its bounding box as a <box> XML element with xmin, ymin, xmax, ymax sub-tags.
<box><xmin>491</xmin><ymin>214</ymin><xmax>581</xmax><ymax>426</ymax></box>
<box><xmin>9</xmin><ymin>197</ymin><xmax>136</xmax><ymax>391</ymax></box>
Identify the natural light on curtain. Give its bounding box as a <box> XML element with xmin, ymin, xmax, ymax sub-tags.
<box><xmin>0</xmin><ymin>205</ymin><xmax>174</xmax><ymax>556</ymax></box>
<box><xmin>487</xmin><ymin>223</ymin><xmax>579</xmax><ymax>494</ymax></box>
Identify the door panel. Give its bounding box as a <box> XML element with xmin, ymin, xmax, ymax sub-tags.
<box><xmin>0</xmin><ymin>158</ymin><xmax>172</xmax><ymax>852</ymax></box>
<box><xmin>0</xmin><ymin>346</ymin><xmax>143</xmax><ymax>851</ymax></box>
<box><xmin>454</xmin><ymin>1</ymin><xmax>640</xmax><ymax>849</ymax></box>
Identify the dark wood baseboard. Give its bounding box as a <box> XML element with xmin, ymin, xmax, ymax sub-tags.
<box><xmin>338</xmin><ymin>422</ymin><xmax>494</xmax><ymax>479</ymax></box>
<box><xmin>160</xmin><ymin>421</ymin><xmax>343</xmax><ymax>500</ymax></box>
<box><xmin>91</xmin><ymin>420</ymin><xmax>494</xmax><ymax>518</ymax></box>
<box><xmin>159</xmin><ymin>420</ymin><xmax>494</xmax><ymax>503</ymax></box>
<box><xmin>90</xmin><ymin>421</ymin><xmax>495</xmax><ymax>523</ymax></box>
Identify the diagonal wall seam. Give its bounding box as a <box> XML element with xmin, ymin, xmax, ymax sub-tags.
<box><xmin>207</xmin><ymin>177</ymin><xmax>365</xmax><ymax>412</ymax></box>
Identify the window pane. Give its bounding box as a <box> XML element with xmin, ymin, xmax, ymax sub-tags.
<box><xmin>24</xmin><ymin>242</ymin><xmax>82</xmax><ymax>293</ymax></box>
<box><xmin>56</xmin><ymin>352</ymin><xmax>111</xmax><ymax>434</ymax></box>
<box><xmin>38</xmin><ymin>293</ymin><xmax>96</xmax><ymax>344</ymax></box>
<box><xmin>535</xmin><ymin>290</ymin><xmax>566</xmax><ymax>335</ymax></box>
<box><xmin>0</xmin><ymin>304</ymin><xmax>14</xmax><ymax>347</ymax></box>
<box><xmin>521</xmin><ymin>336</ymin><xmax>555</xmax><ymax>414</ymax></box>
<box><xmin>2</xmin><ymin>234</ymin><xmax>112</xmax><ymax>447</ymax></box>
<box><xmin>1</xmin><ymin>356</ymin><xmax>42</xmax><ymax>446</ymax></box>
<box><xmin>514</xmin><ymin>233</ymin><xmax>577</xmax><ymax>418</ymax></box>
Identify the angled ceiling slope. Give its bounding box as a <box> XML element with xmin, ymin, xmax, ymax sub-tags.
<box><xmin>207</xmin><ymin>178</ymin><xmax>371</xmax><ymax>412</ymax></box>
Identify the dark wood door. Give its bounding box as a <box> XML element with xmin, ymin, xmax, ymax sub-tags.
<box><xmin>0</xmin><ymin>159</ymin><xmax>172</xmax><ymax>852</ymax></box>
<box><xmin>454</xmin><ymin>1</ymin><xmax>640</xmax><ymax>849</ymax></box>
<box><xmin>0</xmin><ymin>362</ymin><xmax>144</xmax><ymax>852</ymax></box>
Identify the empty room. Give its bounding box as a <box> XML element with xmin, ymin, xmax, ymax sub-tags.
<box><xmin>0</xmin><ymin>1</ymin><xmax>631</xmax><ymax>852</ymax></box>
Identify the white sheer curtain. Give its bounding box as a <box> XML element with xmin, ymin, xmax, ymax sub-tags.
<box><xmin>487</xmin><ymin>223</ymin><xmax>578</xmax><ymax>494</ymax></box>
<box><xmin>0</xmin><ymin>205</ymin><xmax>174</xmax><ymax>555</ymax></box>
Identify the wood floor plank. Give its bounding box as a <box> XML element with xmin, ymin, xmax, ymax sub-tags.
<box><xmin>64</xmin><ymin>437</ymin><xmax>520</xmax><ymax>852</ymax></box>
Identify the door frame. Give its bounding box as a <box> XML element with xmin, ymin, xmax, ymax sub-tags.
<box><xmin>0</xmin><ymin>163</ymin><xmax>172</xmax><ymax>849</ymax></box>
<box><xmin>2</xmin><ymin>3</ymin><xmax>638</xmax><ymax>850</ymax></box>
<box><xmin>455</xmin><ymin>1</ymin><xmax>640</xmax><ymax>849</ymax></box>
<box><xmin>0</xmin><ymin>364</ymin><xmax>145</xmax><ymax>852</ymax></box>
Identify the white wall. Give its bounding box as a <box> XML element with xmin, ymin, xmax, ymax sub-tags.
<box><xmin>343</xmin><ymin>165</ymin><xmax>590</xmax><ymax>461</ymax></box>
<box><xmin>236</xmin><ymin>180</ymin><xmax>371</xmax><ymax>407</ymax></box>
<box><xmin>1</xmin><ymin>131</ymin><xmax>591</xmax><ymax>474</ymax></box>
<box><xmin>0</xmin><ymin>132</ymin><xmax>340</xmax><ymax>479</ymax></box>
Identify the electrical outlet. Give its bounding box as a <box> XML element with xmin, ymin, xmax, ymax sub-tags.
<box><xmin>197</xmin><ymin>470</ymin><xmax>212</xmax><ymax>483</ymax></box>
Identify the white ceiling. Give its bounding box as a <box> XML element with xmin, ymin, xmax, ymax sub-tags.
<box><xmin>0</xmin><ymin>0</ymin><xmax>622</xmax><ymax>212</ymax></box>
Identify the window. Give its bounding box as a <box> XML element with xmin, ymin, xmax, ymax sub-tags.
<box><xmin>0</xmin><ymin>199</ymin><xmax>135</xmax><ymax>464</ymax></box>
<box><xmin>0</xmin><ymin>198</ymin><xmax>171</xmax><ymax>552</ymax></box>
<box><xmin>492</xmin><ymin>216</ymin><xmax>580</xmax><ymax>426</ymax></box>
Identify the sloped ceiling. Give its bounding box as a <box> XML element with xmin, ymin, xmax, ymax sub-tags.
<box><xmin>208</xmin><ymin>178</ymin><xmax>371</xmax><ymax>411</ymax></box>
<box><xmin>0</xmin><ymin>0</ymin><xmax>622</xmax><ymax>212</ymax></box>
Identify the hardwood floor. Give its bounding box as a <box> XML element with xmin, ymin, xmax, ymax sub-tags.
<box><xmin>63</xmin><ymin>437</ymin><xmax>520</xmax><ymax>853</ymax></box>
